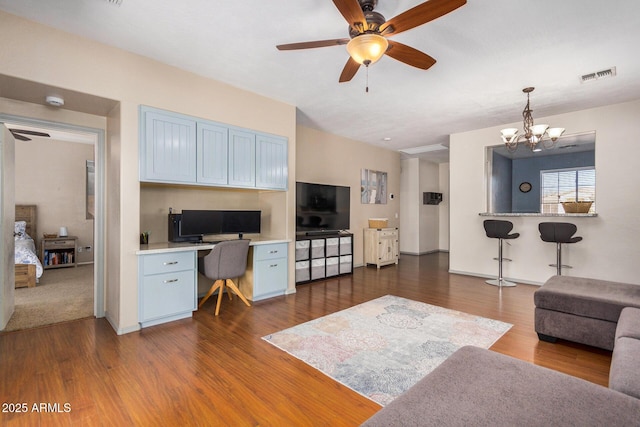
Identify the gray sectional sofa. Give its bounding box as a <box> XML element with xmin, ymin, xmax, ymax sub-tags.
<box><xmin>534</xmin><ymin>275</ymin><xmax>640</xmax><ymax>350</ymax></box>
<box><xmin>362</xmin><ymin>345</ymin><xmax>640</xmax><ymax>426</ymax></box>
<box><xmin>362</xmin><ymin>276</ymin><xmax>640</xmax><ymax>426</ymax></box>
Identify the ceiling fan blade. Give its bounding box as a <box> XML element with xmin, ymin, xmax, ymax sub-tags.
<box><xmin>277</xmin><ymin>38</ymin><xmax>350</xmax><ymax>51</ymax></box>
<box><xmin>10</xmin><ymin>131</ymin><xmax>31</xmax><ymax>141</ymax></box>
<box><xmin>385</xmin><ymin>40</ymin><xmax>436</xmax><ymax>70</ymax></box>
<box><xmin>332</xmin><ymin>0</ymin><xmax>367</xmax><ymax>31</ymax></box>
<box><xmin>380</xmin><ymin>0</ymin><xmax>466</xmax><ymax>36</ymax></box>
<box><xmin>10</xmin><ymin>128</ymin><xmax>51</xmax><ymax>138</ymax></box>
<box><xmin>339</xmin><ymin>57</ymin><xmax>361</xmax><ymax>83</ymax></box>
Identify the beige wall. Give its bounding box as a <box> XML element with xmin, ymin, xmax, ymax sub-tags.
<box><xmin>450</xmin><ymin>99</ymin><xmax>640</xmax><ymax>285</ymax></box>
<box><xmin>15</xmin><ymin>138</ymin><xmax>94</xmax><ymax>263</ymax></box>
<box><xmin>296</xmin><ymin>126</ymin><xmax>401</xmax><ymax>266</ymax></box>
<box><xmin>0</xmin><ymin>11</ymin><xmax>297</xmax><ymax>333</ymax></box>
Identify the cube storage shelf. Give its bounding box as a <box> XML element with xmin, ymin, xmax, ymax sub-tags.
<box><xmin>295</xmin><ymin>232</ymin><xmax>353</xmax><ymax>284</ymax></box>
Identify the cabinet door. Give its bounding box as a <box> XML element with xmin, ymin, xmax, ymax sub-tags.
<box><xmin>228</xmin><ymin>128</ymin><xmax>256</xmax><ymax>187</ymax></box>
<box><xmin>141</xmin><ymin>108</ymin><xmax>197</xmax><ymax>183</ymax></box>
<box><xmin>256</xmin><ymin>133</ymin><xmax>288</xmax><ymax>190</ymax></box>
<box><xmin>197</xmin><ymin>122</ymin><xmax>228</xmax><ymax>185</ymax></box>
<box><xmin>379</xmin><ymin>235</ymin><xmax>398</xmax><ymax>263</ymax></box>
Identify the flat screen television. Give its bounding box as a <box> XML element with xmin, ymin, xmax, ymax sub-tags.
<box><xmin>180</xmin><ymin>210</ymin><xmax>261</xmax><ymax>240</ymax></box>
<box><xmin>296</xmin><ymin>182</ymin><xmax>350</xmax><ymax>234</ymax></box>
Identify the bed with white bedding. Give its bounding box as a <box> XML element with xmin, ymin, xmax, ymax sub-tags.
<box><xmin>14</xmin><ymin>205</ymin><xmax>42</xmax><ymax>288</ymax></box>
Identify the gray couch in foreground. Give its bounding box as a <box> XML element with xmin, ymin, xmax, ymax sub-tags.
<box><xmin>362</xmin><ymin>345</ymin><xmax>640</xmax><ymax>427</ymax></box>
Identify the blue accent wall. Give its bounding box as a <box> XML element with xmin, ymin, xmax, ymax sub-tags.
<box><xmin>492</xmin><ymin>151</ymin><xmax>512</xmax><ymax>213</ymax></box>
<box><xmin>512</xmin><ymin>150</ymin><xmax>595</xmax><ymax>212</ymax></box>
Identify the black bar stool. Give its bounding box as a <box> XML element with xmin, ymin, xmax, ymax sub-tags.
<box><xmin>538</xmin><ymin>222</ymin><xmax>582</xmax><ymax>275</ymax></box>
<box><xmin>483</xmin><ymin>220</ymin><xmax>519</xmax><ymax>287</ymax></box>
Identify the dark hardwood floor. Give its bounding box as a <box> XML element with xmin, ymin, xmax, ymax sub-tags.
<box><xmin>0</xmin><ymin>253</ymin><xmax>612</xmax><ymax>426</ymax></box>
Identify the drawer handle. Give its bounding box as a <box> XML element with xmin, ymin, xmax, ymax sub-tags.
<box><xmin>164</xmin><ymin>279</ymin><xmax>179</xmax><ymax>283</ymax></box>
<box><xmin>269</xmin><ymin>250</ymin><xmax>278</xmax><ymax>254</ymax></box>
<box><xmin>269</xmin><ymin>264</ymin><xmax>279</xmax><ymax>268</ymax></box>
<box><xmin>163</xmin><ymin>261</ymin><xmax>179</xmax><ymax>265</ymax></box>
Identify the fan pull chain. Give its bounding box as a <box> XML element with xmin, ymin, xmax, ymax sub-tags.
<box><xmin>366</xmin><ymin>65</ymin><xmax>369</xmax><ymax>93</ymax></box>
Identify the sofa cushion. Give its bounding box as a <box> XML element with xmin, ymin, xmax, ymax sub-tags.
<box><xmin>615</xmin><ymin>306</ymin><xmax>640</xmax><ymax>341</ymax></box>
<box><xmin>609</xmin><ymin>337</ymin><xmax>640</xmax><ymax>399</ymax></box>
<box><xmin>362</xmin><ymin>346</ymin><xmax>640</xmax><ymax>427</ymax></box>
<box><xmin>533</xmin><ymin>276</ymin><xmax>640</xmax><ymax>322</ymax></box>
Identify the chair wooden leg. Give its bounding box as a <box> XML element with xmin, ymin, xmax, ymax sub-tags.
<box><xmin>215</xmin><ymin>280</ymin><xmax>226</xmax><ymax>316</ymax></box>
<box><xmin>225</xmin><ymin>279</ymin><xmax>251</xmax><ymax>308</ymax></box>
<box><xmin>199</xmin><ymin>279</ymin><xmax>224</xmax><ymax>308</ymax></box>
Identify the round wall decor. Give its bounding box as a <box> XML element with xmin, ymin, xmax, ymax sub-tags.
<box><xmin>519</xmin><ymin>182</ymin><xmax>532</xmax><ymax>193</ymax></box>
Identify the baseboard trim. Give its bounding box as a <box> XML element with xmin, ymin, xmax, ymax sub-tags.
<box><xmin>448</xmin><ymin>269</ymin><xmax>543</xmax><ymax>286</ymax></box>
<box><xmin>400</xmin><ymin>250</ymin><xmax>449</xmax><ymax>256</ymax></box>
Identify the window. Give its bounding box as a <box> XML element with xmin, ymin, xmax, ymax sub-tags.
<box><xmin>541</xmin><ymin>167</ymin><xmax>595</xmax><ymax>213</ymax></box>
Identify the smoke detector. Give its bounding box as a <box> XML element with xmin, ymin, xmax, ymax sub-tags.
<box><xmin>45</xmin><ymin>95</ymin><xmax>64</xmax><ymax>107</ymax></box>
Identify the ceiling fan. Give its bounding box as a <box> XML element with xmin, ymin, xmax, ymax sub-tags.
<box><xmin>276</xmin><ymin>0</ymin><xmax>467</xmax><ymax>83</ymax></box>
<box><xmin>8</xmin><ymin>128</ymin><xmax>51</xmax><ymax>142</ymax></box>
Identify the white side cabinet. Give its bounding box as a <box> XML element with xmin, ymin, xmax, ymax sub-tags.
<box><xmin>138</xmin><ymin>251</ymin><xmax>197</xmax><ymax>328</ymax></box>
<box><xmin>364</xmin><ymin>228</ymin><xmax>399</xmax><ymax>268</ymax></box>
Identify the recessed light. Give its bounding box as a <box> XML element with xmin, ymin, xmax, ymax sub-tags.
<box><xmin>383</xmin><ymin>137</ymin><xmax>392</xmax><ymax>141</ymax></box>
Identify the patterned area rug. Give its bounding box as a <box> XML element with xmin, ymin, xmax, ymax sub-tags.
<box><xmin>263</xmin><ymin>295</ymin><xmax>512</xmax><ymax>406</ymax></box>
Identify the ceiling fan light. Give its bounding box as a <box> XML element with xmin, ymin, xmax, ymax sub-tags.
<box><xmin>548</xmin><ymin>127</ymin><xmax>566</xmax><ymax>141</ymax></box>
<box><xmin>346</xmin><ymin>34</ymin><xmax>388</xmax><ymax>65</ymax></box>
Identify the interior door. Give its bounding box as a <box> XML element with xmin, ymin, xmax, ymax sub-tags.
<box><xmin>0</xmin><ymin>124</ymin><xmax>16</xmax><ymax>329</ymax></box>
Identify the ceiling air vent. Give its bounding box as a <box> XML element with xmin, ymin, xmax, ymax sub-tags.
<box><xmin>580</xmin><ymin>67</ymin><xmax>616</xmax><ymax>83</ymax></box>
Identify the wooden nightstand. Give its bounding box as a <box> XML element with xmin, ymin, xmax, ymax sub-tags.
<box><xmin>41</xmin><ymin>236</ymin><xmax>78</xmax><ymax>269</ymax></box>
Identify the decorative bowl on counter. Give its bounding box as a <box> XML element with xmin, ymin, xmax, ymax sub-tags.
<box><xmin>561</xmin><ymin>201</ymin><xmax>593</xmax><ymax>213</ymax></box>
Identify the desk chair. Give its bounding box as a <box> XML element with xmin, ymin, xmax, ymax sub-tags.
<box><xmin>539</xmin><ymin>222</ymin><xmax>582</xmax><ymax>275</ymax></box>
<box><xmin>483</xmin><ymin>220</ymin><xmax>520</xmax><ymax>287</ymax></box>
<box><xmin>198</xmin><ymin>239</ymin><xmax>251</xmax><ymax>316</ymax></box>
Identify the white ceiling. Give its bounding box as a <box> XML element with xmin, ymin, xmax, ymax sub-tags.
<box><xmin>1</xmin><ymin>0</ymin><xmax>640</xmax><ymax>163</ymax></box>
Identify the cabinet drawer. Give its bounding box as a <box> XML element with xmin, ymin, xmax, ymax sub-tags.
<box><xmin>254</xmin><ymin>243</ymin><xmax>287</xmax><ymax>261</ymax></box>
<box><xmin>142</xmin><ymin>252</ymin><xmax>194</xmax><ymax>275</ymax></box>
<box><xmin>379</xmin><ymin>229</ymin><xmax>397</xmax><ymax>237</ymax></box>
<box><xmin>45</xmin><ymin>239</ymin><xmax>76</xmax><ymax>248</ymax></box>
<box><xmin>140</xmin><ymin>270</ymin><xmax>196</xmax><ymax>321</ymax></box>
<box><xmin>253</xmin><ymin>258</ymin><xmax>288</xmax><ymax>300</ymax></box>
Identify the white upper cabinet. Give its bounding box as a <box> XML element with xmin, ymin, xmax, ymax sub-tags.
<box><xmin>228</xmin><ymin>128</ymin><xmax>256</xmax><ymax>188</ymax></box>
<box><xmin>256</xmin><ymin>133</ymin><xmax>288</xmax><ymax>190</ymax></box>
<box><xmin>197</xmin><ymin>122</ymin><xmax>228</xmax><ymax>185</ymax></box>
<box><xmin>141</xmin><ymin>108</ymin><xmax>197</xmax><ymax>183</ymax></box>
<box><xmin>139</xmin><ymin>106</ymin><xmax>287</xmax><ymax>190</ymax></box>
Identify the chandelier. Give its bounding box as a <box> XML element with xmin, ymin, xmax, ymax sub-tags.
<box><xmin>500</xmin><ymin>87</ymin><xmax>565</xmax><ymax>152</ymax></box>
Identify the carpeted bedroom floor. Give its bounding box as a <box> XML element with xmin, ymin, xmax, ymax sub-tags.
<box><xmin>4</xmin><ymin>264</ymin><xmax>94</xmax><ymax>332</ymax></box>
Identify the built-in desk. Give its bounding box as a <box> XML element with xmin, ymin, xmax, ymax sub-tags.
<box><xmin>136</xmin><ymin>238</ymin><xmax>289</xmax><ymax>328</ymax></box>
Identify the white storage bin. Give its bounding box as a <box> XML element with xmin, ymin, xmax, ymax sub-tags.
<box><xmin>295</xmin><ymin>260</ymin><xmax>310</xmax><ymax>282</ymax></box>
<box><xmin>295</xmin><ymin>240</ymin><xmax>310</xmax><ymax>261</ymax></box>
<box><xmin>339</xmin><ymin>255</ymin><xmax>352</xmax><ymax>274</ymax></box>
<box><xmin>325</xmin><ymin>238</ymin><xmax>339</xmax><ymax>257</ymax></box>
<box><xmin>311</xmin><ymin>258</ymin><xmax>326</xmax><ymax>280</ymax></box>
<box><xmin>311</xmin><ymin>239</ymin><xmax>325</xmax><ymax>259</ymax></box>
<box><xmin>339</xmin><ymin>236</ymin><xmax>352</xmax><ymax>255</ymax></box>
<box><xmin>326</xmin><ymin>257</ymin><xmax>339</xmax><ymax>277</ymax></box>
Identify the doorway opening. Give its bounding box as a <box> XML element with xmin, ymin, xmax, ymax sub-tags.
<box><xmin>1</xmin><ymin>115</ymin><xmax>106</xmax><ymax>331</ymax></box>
